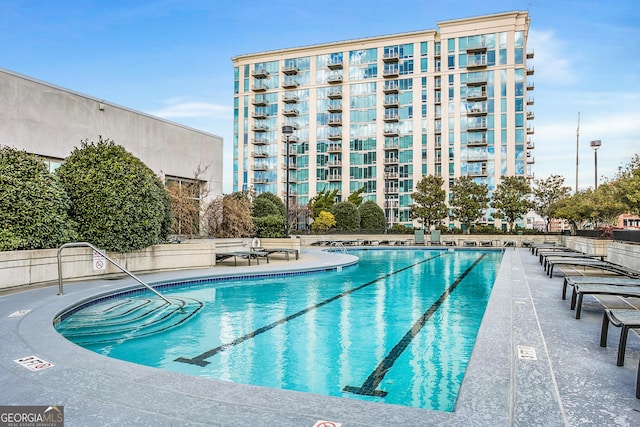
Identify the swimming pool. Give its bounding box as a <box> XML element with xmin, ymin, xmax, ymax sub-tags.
<box><xmin>55</xmin><ymin>248</ymin><xmax>503</xmax><ymax>411</ymax></box>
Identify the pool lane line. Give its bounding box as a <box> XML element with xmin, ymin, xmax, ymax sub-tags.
<box><xmin>175</xmin><ymin>252</ymin><xmax>446</xmax><ymax>367</ymax></box>
<box><xmin>343</xmin><ymin>253</ymin><xmax>487</xmax><ymax>398</ymax></box>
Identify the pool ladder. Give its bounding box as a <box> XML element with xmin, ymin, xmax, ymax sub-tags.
<box><xmin>329</xmin><ymin>241</ymin><xmax>347</xmax><ymax>254</ymax></box>
<box><xmin>57</xmin><ymin>242</ymin><xmax>173</xmax><ymax>305</ymax></box>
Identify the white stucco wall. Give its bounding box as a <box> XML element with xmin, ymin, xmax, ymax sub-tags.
<box><xmin>0</xmin><ymin>67</ymin><xmax>223</xmax><ymax>201</ymax></box>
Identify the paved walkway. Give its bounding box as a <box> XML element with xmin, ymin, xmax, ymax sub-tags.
<box><xmin>1</xmin><ymin>247</ymin><xmax>640</xmax><ymax>426</ymax></box>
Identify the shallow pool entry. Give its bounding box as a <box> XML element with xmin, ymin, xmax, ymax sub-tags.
<box><xmin>56</xmin><ymin>297</ymin><xmax>203</xmax><ymax>345</ymax></box>
<box><xmin>55</xmin><ymin>249</ymin><xmax>503</xmax><ymax>411</ymax></box>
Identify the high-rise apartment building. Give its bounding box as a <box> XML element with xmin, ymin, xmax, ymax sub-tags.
<box><xmin>232</xmin><ymin>11</ymin><xmax>534</xmax><ymax>230</ymax></box>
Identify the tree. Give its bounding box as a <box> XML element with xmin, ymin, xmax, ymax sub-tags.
<box><xmin>490</xmin><ymin>176</ymin><xmax>532</xmax><ymax>232</ymax></box>
<box><xmin>450</xmin><ymin>176</ymin><xmax>489</xmax><ymax>233</ymax></box>
<box><xmin>410</xmin><ymin>175</ymin><xmax>448</xmax><ymax>230</ymax></box>
<box><xmin>253</xmin><ymin>192</ymin><xmax>286</xmax><ymax>218</ymax></box>
<box><xmin>204</xmin><ymin>191</ymin><xmax>254</xmax><ymax>238</ymax></box>
<box><xmin>359</xmin><ymin>200</ymin><xmax>386</xmax><ymax>231</ymax></box>
<box><xmin>532</xmin><ymin>175</ymin><xmax>571</xmax><ymax>232</ymax></box>
<box><xmin>309</xmin><ymin>188</ymin><xmax>339</xmax><ymax>219</ymax></box>
<box><xmin>551</xmin><ymin>191</ymin><xmax>593</xmax><ymax>234</ymax></box>
<box><xmin>331</xmin><ymin>201</ymin><xmax>360</xmax><ymax>231</ymax></box>
<box><xmin>614</xmin><ymin>154</ymin><xmax>640</xmax><ymax>215</ymax></box>
<box><xmin>0</xmin><ymin>146</ymin><xmax>77</xmax><ymax>250</ymax></box>
<box><xmin>347</xmin><ymin>187</ymin><xmax>365</xmax><ymax>207</ymax></box>
<box><xmin>56</xmin><ymin>138</ymin><xmax>171</xmax><ymax>252</ymax></box>
<box><xmin>253</xmin><ymin>215</ymin><xmax>286</xmax><ymax>238</ymax></box>
<box><xmin>310</xmin><ymin>210</ymin><xmax>336</xmax><ymax>234</ymax></box>
<box><xmin>166</xmin><ymin>180</ymin><xmax>200</xmax><ymax>237</ymax></box>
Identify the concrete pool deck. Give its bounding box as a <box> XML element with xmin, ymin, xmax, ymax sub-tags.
<box><xmin>2</xmin><ymin>247</ymin><xmax>640</xmax><ymax>426</ymax></box>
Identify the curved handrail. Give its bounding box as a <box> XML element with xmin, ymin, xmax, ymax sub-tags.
<box><xmin>57</xmin><ymin>242</ymin><xmax>172</xmax><ymax>305</ymax></box>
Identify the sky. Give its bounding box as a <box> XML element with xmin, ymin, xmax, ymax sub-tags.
<box><xmin>1</xmin><ymin>0</ymin><xmax>639</xmax><ymax>194</ymax></box>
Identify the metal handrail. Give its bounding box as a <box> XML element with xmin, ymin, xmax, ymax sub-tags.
<box><xmin>57</xmin><ymin>242</ymin><xmax>172</xmax><ymax>304</ymax></box>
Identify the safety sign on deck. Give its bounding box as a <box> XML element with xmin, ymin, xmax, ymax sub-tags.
<box><xmin>15</xmin><ymin>355</ymin><xmax>55</xmax><ymax>371</ymax></box>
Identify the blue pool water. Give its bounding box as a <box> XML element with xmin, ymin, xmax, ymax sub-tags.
<box><xmin>56</xmin><ymin>248</ymin><xmax>503</xmax><ymax>411</ymax></box>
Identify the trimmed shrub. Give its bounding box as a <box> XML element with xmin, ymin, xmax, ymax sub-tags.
<box><xmin>331</xmin><ymin>201</ymin><xmax>360</xmax><ymax>231</ymax></box>
<box><xmin>0</xmin><ymin>146</ymin><xmax>77</xmax><ymax>250</ymax></box>
<box><xmin>253</xmin><ymin>214</ymin><xmax>286</xmax><ymax>238</ymax></box>
<box><xmin>254</xmin><ymin>192</ymin><xmax>286</xmax><ymax>217</ymax></box>
<box><xmin>56</xmin><ymin>138</ymin><xmax>171</xmax><ymax>252</ymax></box>
<box><xmin>358</xmin><ymin>200</ymin><xmax>386</xmax><ymax>231</ymax></box>
<box><xmin>253</xmin><ymin>197</ymin><xmax>281</xmax><ymax>218</ymax></box>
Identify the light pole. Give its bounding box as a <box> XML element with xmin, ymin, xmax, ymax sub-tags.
<box><xmin>590</xmin><ymin>139</ymin><xmax>601</xmax><ymax>189</ymax></box>
<box><xmin>282</xmin><ymin>125</ymin><xmax>294</xmax><ymax>237</ymax></box>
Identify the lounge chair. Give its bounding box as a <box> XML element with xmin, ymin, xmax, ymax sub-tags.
<box><xmin>250</xmin><ymin>237</ymin><xmax>298</xmax><ymax>261</ymax></box>
<box><xmin>546</xmin><ymin>257</ymin><xmax>636</xmax><ymax>278</ymax></box>
<box><xmin>429</xmin><ymin>230</ymin><xmax>441</xmax><ymax>246</ymax></box>
<box><xmin>463</xmin><ymin>240</ymin><xmax>477</xmax><ymax>247</ymax></box>
<box><xmin>600</xmin><ymin>309</ymin><xmax>640</xmax><ymax>368</ymax></box>
<box><xmin>215</xmin><ymin>251</ymin><xmax>268</xmax><ymax>266</ymax></box>
<box><xmin>570</xmin><ymin>283</ymin><xmax>640</xmax><ymax>319</ymax></box>
<box><xmin>562</xmin><ymin>276</ymin><xmax>640</xmax><ymax>300</ymax></box>
<box><xmin>414</xmin><ymin>230</ymin><xmax>425</xmax><ymax>245</ymax></box>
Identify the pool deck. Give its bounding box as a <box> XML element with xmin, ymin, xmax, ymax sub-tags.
<box><xmin>2</xmin><ymin>247</ymin><xmax>640</xmax><ymax>426</ymax></box>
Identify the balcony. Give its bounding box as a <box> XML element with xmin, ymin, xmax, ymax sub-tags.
<box><xmin>251</xmin><ymin>124</ymin><xmax>269</xmax><ymax>132</ymax></box>
<box><xmin>327</xmin><ymin>144</ymin><xmax>342</xmax><ymax>153</ymax></box>
<box><xmin>527</xmin><ymin>97</ymin><xmax>534</xmax><ymax>106</ymax></box>
<box><xmin>281</xmin><ymin>175</ymin><xmax>298</xmax><ymax>184</ymax></box>
<box><xmin>383</xmin><ymin>113</ymin><xmax>399</xmax><ymax>122</ymax></box>
<box><xmin>467</xmin><ymin>102</ymin><xmax>488</xmax><ymax>116</ymax></box>
<box><xmin>527</xmin><ymin>139</ymin><xmax>535</xmax><ymax>150</ymax></box>
<box><xmin>327</xmin><ymin>159</ymin><xmax>342</xmax><ymax>167</ymax></box>
<box><xmin>328</xmin><ymin>173</ymin><xmax>342</xmax><ymax>181</ymax></box>
<box><xmin>527</xmin><ymin>156</ymin><xmax>535</xmax><ymax>164</ymax></box>
<box><xmin>467</xmin><ymin>55</ymin><xmax>488</xmax><ymax>69</ymax></box>
<box><xmin>283</xmin><ymin>107</ymin><xmax>299</xmax><ymax>116</ymax></box>
<box><xmin>467</xmin><ymin>119</ymin><xmax>488</xmax><ymax>131</ymax></box>
<box><xmin>282</xmin><ymin>135</ymin><xmax>299</xmax><ymax>143</ymax></box>
<box><xmin>251</xmin><ymin>177</ymin><xmax>269</xmax><ymax>185</ymax></box>
<box><xmin>383</xmin><ymin>140</ymin><xmax>399</xmax><ymax>150</ymax></box>
<box><xmin>466</xmin><ymin>40</ymin><xmax>488</xmax><ymax>52</ymax></box>
<box><xmin>527</xmin><ymin>50</ymin><xmax>535</xmax><ymax>59</ymax></box>
<box><xmin>467</xmin><ymin>133</ymin><xmax>488</xmax><ymax>146</ymax></box>
<box><xmin>467</xmin><ymin>153</ymin><xmax>488</xmax><ymax>162</ymax></box>
<box><xmin>282</xmin><ymin>65</ymin><xmax>299</xmax><ymax>75</ymax></box>
<box><xmin>383</xmin><ymin>96</ymin><xmax>399</xmax><ymax>107</ymax></box>
<box><xmin>385</xmin><ymin>186</ymin><xmax>399</xmax><ymax>194</ymax></box>
<box><xmin>285</xmin><ymin>121</ymin><xmax>300</xmax><ymax>130</ymax></box>
<box><xmin>526</xmin><ymin>126</ymin><xmax>535</xmax><ymax>135</ymax></box>
<box><xmin>384</xmin><ymin>157</ymin><xmax>399</xmax><ymax>165</ymax></box>
<box><xmin>327</xmin><ymin>131</ymin><xmax>342</xmax><ymax>140</ymax></box>
<box><xmin>252</xmin><ymin>163</ymin><xmax>269</xmax><ymax>171</ymax></box>
<box><xmin>327</xmin><ymin>58</ymin><xmax>343</xmax><ymax>70</ymax></box>
<box><xmin>328</xmin><ymin>117</ymin><xmax>342</xmax><ymax>126</ymax></box>
<box><xmin>283</xmin><ymin>92</ymin><xmax>299</xmax><ymax>103</ymax></box>
<box><xmin>526</xmin><ymin>81</ymin><xmax>535</xmax><ymax>91</ymax></box>
<box><xmin>526</xmin><ymin>111</ymin><xmax>535</xmax><ymax>120</ymax></box>
<box><xmin>467</xmin><ymin>89</ymin><xmax>487</xmax><ymax>101</ymax></box>
<box><xmin>382</xmin><ymin>51</ymin><xmax>400</xmax><ymax>62</ymax></box>
<box><xmin>327</xmin><ymin>73</ymin><xmax>343</xmax><ymax>83</ymax></box>
<box><xmin>468</xmin><ymin>169</ymin><xmax>488</xmax><ymax>177</ymax></box>
<box><xmin>251</xmin><ymin>109</ymin><xmax>267</xmax><ymax>119</ymax></box>
<box><xmin>526</xmin><ymin>66</ymin><xmax>535</xmax><ymax>76</ymax></box>
<box><xmin>251</xmin><ymin>68</ymin><xmax>269</xmax><ymax>79</ymax></box>
<box><xmin>327</xmin><ymin>101</ymin><xmax>342</xmax><ymax>112</ymax></box>
<box><xmin>252</xmin><ymin>137</ymin><xmax>269</xmax><ymax>145</ymax></box>
<box><xmin>383</xmin><ymin>81</ymin><xmax>399</xmax><ymax>93</ymax></box>
<box><xmin>384</xmin><ymin>171</ymin><xmax>399</xmax><ymax>179</ymax></box>
<box><xmin>251</xmin><ymin>82</ymin><xmax>269</xmax><ymax>92</ymax></box>
<box><xmin>383</xmin><ymin>66</ymin><xmax>399</xmax><ymax>78</ymax></box>
<box><xmin>383</xmin><ymin>128</ymin><xmax>399</xmax><ymax>137</ymax></box>
<box><xmin>252</xmin><ymin>95</ymin><xmax>268</xmax><ymax>106</ymax></box>
<box><xmin>282</xmin><ymin>78</ymin><xmax>300</xmax><ymax>89</ymax></box>
<box><xmin>467</xmin><ymin>72</ymin><xmax>487</xmax><ymax>86</ymax></box>
<box><xmin>281</xmin><ymin>160</ymin><xmax>297</xmax><ymax>170</ymax></box>
<box><xmin>252</xmin><ymin>149</ymin><xmax>269</xmax><ymax>158</ymax></box>
<box><xmin>384</xmin><ymin>200</ymin><xmax>399</xmax><ymax>208</ymax></box>
<box><xmin>327</xmin><ymin>89</ymin><xmax>342</xmax><ymax>99</ymax></box>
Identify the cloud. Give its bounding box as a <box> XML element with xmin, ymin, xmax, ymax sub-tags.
<box><xmin>150</xmin><ymin>100</ymin><xmax>232</xmax><ymax>119</ymax></box>
<box><xmin>527</xmin><ymin>29</ymin><xmax>574</xmax><ymax>85</ymax></box>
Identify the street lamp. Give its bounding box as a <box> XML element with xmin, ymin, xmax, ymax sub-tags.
<box><xmin>282</xmin><ymin>125</ymin><xmax>294</xmax><ymax>237</ymax></box>
<box><xmin>590</xmin><ymin>139</ymin><xmax>602</xmax><ymax>189</ymax></box>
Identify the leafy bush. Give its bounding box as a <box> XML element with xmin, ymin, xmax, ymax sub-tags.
<box><xmin>331</xmin><ymin>201</ymin><xmax>360</xmax><ymax>231</ymax></box>
<box><xmin>358</xmin><ymin>200</ymin><xmax>386</xmax><ymax>231</ymax></box>
<box><xmin>311</xmin><ymin>210</ymin><xmax>336</xmax><ymax>234</ymax></box>
<box><xmin>388</xmin><ymin>224</ymin><xmax>413</xmax><ymax>234</ymax></box>
<box><xmin>253</xmin><ymin>214</ymin><xmax>285</xmax><ymax>238</ymax></box>
<box><xmin>56</xmin><ymin>138</ymin><xmax>171</xmax><ymax>252</ymax></box>
<box><xmin>0</xmin><ymin>146</ymin><xmax>77</xmax><ymax>250</ymax></box>
<box><xmin>254</xmin><ymin>192</ymin><xmax>286</xmax><ymax>217</ymax></box>
<box><xmin>253</xmin><ymin>197</ymin><xmax>282</xmax><ymax>218</ymax></box>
